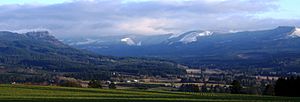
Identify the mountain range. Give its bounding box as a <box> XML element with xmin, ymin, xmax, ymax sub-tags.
<box><xmin>64</xmin><ymin>26</ymin><xmax>300</xmax><ymax>71</ymax></box>
<box><xmin>0</xmin><ymin>31</ymin><xmax>187</xmax><ymax>83</ymax></box>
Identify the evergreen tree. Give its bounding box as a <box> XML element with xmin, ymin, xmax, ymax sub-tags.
<box><xmin>275</xmin><ymin>76</ymin><xmax>300</xmax><ymax>97</ymax></box>
<box><xmin>230</xmin><ymin>80</ymin><xmax>242</xmax><ymax>94</ymax></box>
<box><xmin>263</xmin><ymin>84</ymin><xmax>274</xmax><ymax>96</ymax></box>
<box><xmin>201</xmin><ymin>84</ymin><xmax>208</xmax><ymax>92</ymax></box>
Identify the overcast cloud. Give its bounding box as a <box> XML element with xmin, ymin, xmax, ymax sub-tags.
<box><xmin>0</xmin><ymin>0</ymin><xmax>299</xmax><ymax>38</ymax></box>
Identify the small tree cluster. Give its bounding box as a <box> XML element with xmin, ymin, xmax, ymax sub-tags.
<box><xmin>59</xmin><ymin>80</ymin><xmax>82</xmax><ymax>87</ymax></box>
<box><xmin>109</xmin><ymin>83</ymin><xmax>117</xmax><ymax>89</ymax></box>
<box><xmin>263</xmin><ymin>84</ymin><xmax>275</xmax><ymax>96</ymax></box>
<box><xmin>230</xmin><ymin>80</ymin><xmax>242</xmax><ymax>94</ymax></box>
<box><xmin>88</xmin><ymin>80</ymin><xmax>102</xmax><ymax>88</ymax></box>
<box><xmin>179</xmin><ymin>84</ymin><xmax>200</xmax><ymax>92</ymax></box>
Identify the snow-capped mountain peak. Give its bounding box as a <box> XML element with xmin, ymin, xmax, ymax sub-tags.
<box><xmin>165</xmin><ymin>30</ymin><xmax>214</xmax><ymax>44</ymax></box>
<box><xmin>179</xmin><ymin>31</ymin><xmax>213</xmax><ymax>44</ymax></box>
<box><xmin>290</xmin><ymin>27</ymin><xmax>300</xmax><ymax>37</ymax></box>
<box><xmin>121</xmin><ymin>37</ymin><xmax>137</xmax><ymax>46</ymax></box>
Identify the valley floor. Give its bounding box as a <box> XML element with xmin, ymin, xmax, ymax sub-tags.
<box><xmin>0</xmin><ymin>84</ymin><xmax>299</xmax><ymax>102</ymax></box>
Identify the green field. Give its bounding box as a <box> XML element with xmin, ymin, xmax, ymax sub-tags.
<box><xmin>0</xmin><ymin>84</ymin><xmax>299</xmax><ymax>102</ymax></box>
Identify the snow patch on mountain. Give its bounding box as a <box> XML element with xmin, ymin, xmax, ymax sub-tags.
<box><xmin>179</xmin><ymin>31</ymin><xmax>213</xmax><ymax>43</ymax></box>
<box><xmin>290</xmin><ymin>27</ymin><xmax>300</xmax><ymax>37</ymax></box>
<box><xmin>9</xmin><ymin>28</ymin><xmax>50</xmax><ymax>34</ymax></box>
<box><xmin>137</xmin><ymin>42</ymin><xmax>142</xmax><ymax>46</ymax></box>
<box><xmin>72</xmin><ymin>39</ymin><xmax>98</xmax><ymax>45</ymax></box>
<box><xmin>168</xmin><ymin>33</ymin><xmax>181</xmax><ymax>39</ymax></box>
<box><xmin>121</xmin><ymin>37</ymin><xmax>137</xmax><ymax>46</ymax></box>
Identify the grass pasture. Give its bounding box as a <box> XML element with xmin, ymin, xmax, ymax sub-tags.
<box><xmin>0</xmin><ymin>84</ymin><xmax>299</xmax><ymax>102</ymax></box>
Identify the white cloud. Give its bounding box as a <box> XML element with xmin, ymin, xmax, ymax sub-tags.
<box><xmin>117</xmin><ymin>18</ymin><xmax>175</xmax><ymax>35</ymax></box>
<box><xmin>0</xmin><ymin>0</ymin><xmax>298</xmax><ymax>38</ymax></box>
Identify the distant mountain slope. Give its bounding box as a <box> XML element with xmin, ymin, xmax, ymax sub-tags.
<box><xmin>165</xmin><ymin>30</ymin><xmax>214</xmax><ymax>44</ymax></box>
<box><xmin>64</xmin><ymin>26</ymin><xmax>300</xmax><ymax>71</ymax></box>
<box><xmin>0</xmin><ymin>31</ymin><xmax>186</xmax><ymax>80</ymax></box>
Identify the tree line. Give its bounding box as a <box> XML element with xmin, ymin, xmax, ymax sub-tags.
<box><xmin>179</xmin><ymin>76</ymin><xmax>300</xmax><ymax>97</ymax></box>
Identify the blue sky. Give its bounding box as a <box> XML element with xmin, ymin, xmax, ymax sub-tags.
<box><xmin>257</xmin><ymin>0</ymin><xmax>300</xmax><ymax>19</ymax></box>
<box><xmin>0</xmin><ymin>0</ymin><xmax>299</xmax><ymax>38</ymax></box>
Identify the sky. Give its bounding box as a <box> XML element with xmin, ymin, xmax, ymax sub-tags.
<box><xmin>0</xmin><ymin>0</ymin><xmax>299</xmax><ymax>38</ymax></box>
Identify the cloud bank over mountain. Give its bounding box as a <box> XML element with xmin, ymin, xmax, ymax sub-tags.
<box><xmin>0</xmin><ymin>0</ymin><xmax>299</xmax><ymax>38</ymax></box>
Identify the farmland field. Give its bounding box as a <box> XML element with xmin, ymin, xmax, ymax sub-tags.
<box><xmin>0</xmin><ymin>84</ymin><xmax>299</xmax><ymax>102</ymax></box>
